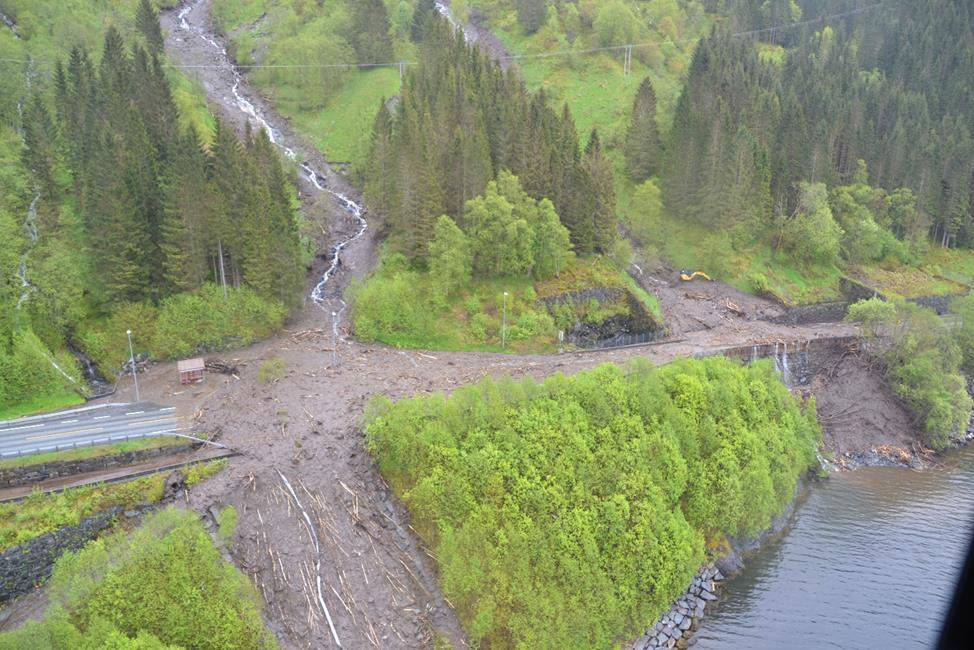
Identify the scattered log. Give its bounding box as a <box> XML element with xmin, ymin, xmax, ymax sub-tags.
<box><xmin>205</xmin><ymin>358</ymin><xmax>238</xmax><ymax>375</ymax></box>
<box><xmin>722</xmin><ymin>300</ymin><xmax>746</xmax><ymax>317</ymax></box>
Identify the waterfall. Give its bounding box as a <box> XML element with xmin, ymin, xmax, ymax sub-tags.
<box><xmin>174</xmin><ymin>0</ymin><xmax>369</xmax><ymax>328</ymax></box>
<box><xmin>16</xmin><ymin>56</ymin><xmax>40</xmax><ymax>309</ymax></box>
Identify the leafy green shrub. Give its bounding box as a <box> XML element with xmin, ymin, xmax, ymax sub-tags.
<box><xmin>366</xmin><ymin>357</ymin><xmax>820</xmax><ymax>648</ymax></box>
<box><xmin>258</xmin><ymin>357</ymin><xmax>285</xmax><ymax>383</ymax></box>
<box><xmin>0</xmin><ymin>508</ymin><xmax>277</xmax><ymax>650</ymax></box>
<box><xmin>779</xmin><ymin>182</ymin><xmax>843</xmax><ymax>268</ymax></box>
<box><xmin>150</xmin><ymin>284</ymin><xmax>285</xmax><ymax>359</ymax></box>
<box><xmin>351</xmin><ymin>271</ymin><xmax>430</xmax><ymax>344</ymax></box>
<box><xmin>469</xmin><ymin>313</ymin><xmax>493</xmax><ymax>343</ymax></box>
<box><xmin>951</xmin><ymin>293</ymin><xmax>974</xmax><ymax>374</ymax></box>
<box><xmin>217</xmin><ymin>505</ymin><xmax>239</xmax><ymax>544</ymax></box>
<box><xmin>748</xmin><ymin>272</ymin><xmax>772</xmax><ymax>295</ymax></box>
<box><xmin>78</xmin><ymin>285</ymin><xmax>285</xmax><ymax>375</ymax></box>
<box><xmin>185</xmin><ymin>459</ymin><xmax>227</xmax><ymax>486</ymax></box>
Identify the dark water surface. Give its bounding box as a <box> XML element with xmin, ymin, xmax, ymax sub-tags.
<box><xmin>694</xmin><ymin>448</ymin><xmax>974</xmax><ymax>649</ymax></box>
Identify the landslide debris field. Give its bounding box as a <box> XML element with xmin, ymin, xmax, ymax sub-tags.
<box><xmin>109</xmin><ymin>2</ymin><xmax>874</xmax><ymax>648</ymax></box>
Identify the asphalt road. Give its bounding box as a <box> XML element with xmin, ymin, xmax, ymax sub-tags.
<box><xmin>0</xmin><ymin>402</ymin><xmax>183</xmax><ymax>458</ymax></box>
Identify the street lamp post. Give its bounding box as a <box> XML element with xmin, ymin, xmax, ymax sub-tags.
<box><xmin>126</xmin><ymin>329</ymin><xmax>140</xmax><ymax>403</ymax></box>
<box><xmin>331</xmin><ymin>311</ymin><xmax>338</xmax><ymax>366</ymax></box>
<box><xmin>502</xmin><ymin>291</ymin><xmax>508</xmax><ymax>349</ymax></box>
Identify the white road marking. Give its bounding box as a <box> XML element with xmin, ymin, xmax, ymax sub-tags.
<box><xmin>125</xmin><ymin>411</ymin><xmax>145</xmax><ymax>415</ymax></box>
<box><xmin>61</xmin><ymin>419</ymin><xmax>78</xmax><ymax>424</ymax></box>
<box><xmin>94</xmin><ymin>415</ymin><xmax>111</xmax><ymax>419</ymax></box>
<box><xmin>0</xmin><ymin>423</ymin><xmax>44</xmax><ymax>432</ymax></box>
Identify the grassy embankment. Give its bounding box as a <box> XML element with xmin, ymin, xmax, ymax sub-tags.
<box><xmin>0</xmin><ymin>392</ymin><xmax>85</xmax><ymax>422</ymax></box>
<box><xmin>0</xmin><ymin>507</ymin><xmax>277</xmax><ymax>650</ymax></box>
<box><xmin>367</xmin><ymin>356</ymin><xmax>821</xmax><ymax>647</ymax></box>
<box><xmin>0</xmin><ymin>459</ymin><xmax>226</xmax><ymax>551</ymax></box>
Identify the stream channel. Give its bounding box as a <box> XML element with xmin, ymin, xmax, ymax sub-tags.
<box><xmin>694</xmin><ymin>446</ymin><xmax>974</xmax><ymax>649</ymax></box>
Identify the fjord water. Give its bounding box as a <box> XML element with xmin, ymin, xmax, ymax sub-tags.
<box><xmin>694</xmin><ymin>447</ymin><xmax>974</xmax><ymax>649</ymax></box>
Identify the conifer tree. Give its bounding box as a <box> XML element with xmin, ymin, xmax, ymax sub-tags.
<box><xmin>364</xmin><ymin>101</ymin><xmax>397</xmax><ymax>219</ymax></box>
<box><xmin>582</xmin><ymin>130</ymin><xmax>616</xmax><ymax>254</ymax></box>
<box><xmin>517</xmin><ymin>0</ymin><xmax>548</xmax><ymax>34</ymax></box>
<box><xmin>352</xmin><ymin>0</ymin><xmax>394</xmax><ymax>63</ymax></box>
<box><xmin>624</xmin><ymin>77</ymin><xmax>662</xmax><ymax>183</ymax></box>
<box><xmin>136</xmin><ymin>0</ymin><xmax>165</xmax><ymax>54</ymax></box>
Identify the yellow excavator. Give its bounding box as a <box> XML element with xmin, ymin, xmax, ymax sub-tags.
<box><xmin>679</xmin><ymin>269</ymin><xmax>713</xmax><ymax>282</ymax></box>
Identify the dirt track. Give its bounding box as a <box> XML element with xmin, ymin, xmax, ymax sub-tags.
<box><xmin>155</xmin><ymin>3</ymin><xmax>870</xmax><ymax>649</ymax></box>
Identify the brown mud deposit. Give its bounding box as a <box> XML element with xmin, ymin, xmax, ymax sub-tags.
<box><xmin>634</xmin><ymin>261</ymin><xmax>786</xmax><ymax>336</ymax></box>
<box><xmin>801</xmin><ymin>341</ymin><xmax>923</xmax><ymax>469</ymax></box>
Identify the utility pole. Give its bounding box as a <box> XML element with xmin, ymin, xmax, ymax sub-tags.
<box><xmin>502</xmin><ymin>291</ymin><xmax>508</xmax><ymax>349</ymax></box>
<box><xmin>126</xmin><ymin>329</ymin><xmax>140</xmax><ymax>403</ymax></box>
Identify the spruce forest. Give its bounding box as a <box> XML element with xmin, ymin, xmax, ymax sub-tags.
<box><xmin>1</xmin><ymin>1</ymin><xmax>305</xmax><ymax>413</ymax></box>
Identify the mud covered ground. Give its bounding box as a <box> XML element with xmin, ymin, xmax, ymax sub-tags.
<box><xmin>799</xmin><ymin>341</ymin><xmax>921</xmax><ymax>468</ymax></box>
<box><xmin>634</xmin><ymin>260</ymin><xmax>786</xmax><ymax>336</ymax></box>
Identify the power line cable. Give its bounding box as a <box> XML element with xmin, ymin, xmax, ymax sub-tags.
<box><xmin>0</xmin><ymin>2</ymin><xmax>888</xmax><ymax>69</ymax></box>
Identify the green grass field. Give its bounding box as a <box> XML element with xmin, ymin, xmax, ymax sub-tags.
<box><xmin>269</xmin><ymin>68</ymin><xmax>402</xmax><ymax>164</ymax></box>
<box><xmin>0</xmin><ymin>390</ymin><xmax>85</xmax><ymax>423</ymax></box>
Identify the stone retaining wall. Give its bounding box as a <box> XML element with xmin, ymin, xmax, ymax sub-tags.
<box><xmin>540</xmin><ymin>287</ymin><xmax>666</xmax><ymax>349</ymax></box>
<box><xmin>0</xmin><ymin>508</ymin><xmax>122</xmax><ymax>604</ymax></box>
<box><xmin>0</xmin><ymin>443</ymin><xmax>197</xmax><ymax>489</ymax></box>
<box><xmin>631</xmin><ymin>564</ymin><xmax>724</xmax><ymax>650</ymax></box>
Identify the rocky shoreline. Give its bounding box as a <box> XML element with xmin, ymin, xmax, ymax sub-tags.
<box><xmin>631</xmin><ymin>564</ymin><xmax>724</xmax><ymax>649</ymax></box>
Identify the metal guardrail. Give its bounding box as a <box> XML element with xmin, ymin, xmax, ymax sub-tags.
<box><xmin>0</xmin><ymin>430</ymin><xmax>226</xmax><ymax>460</ymax></box>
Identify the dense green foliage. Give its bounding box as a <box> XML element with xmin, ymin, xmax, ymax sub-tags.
<box><xmin>847</xmin><ymin>299</ymin><xmax>972</xmax><ymax>451</ymax></box>
<box><xmin>950</xmin><ymin>294</ymin><xmax>974</xmax><ymax>376</ymax></box>
<box><xmin>667</xmin><ymin>1</ymin><xmax>974</xmax><ymax>255</ymax></box>
<box><xmin>0</xmin><ymin>508</ymin><xmax>277</xmax><ymax>650</ymax></box>
<box><xmin>0</xmin><ymin>2</ymin><xmax>304</xmax><ymax>414</ymax></box>
<box><xmin>364</xmin><ymin>16</ymin><xmax>617</xmax><ymax>262</ymax></box>
<box><xmin>77</xmin><ymin>285</ymin><xmax>286</xmax><ymax>378</ymax></box>
<box><xmin>367</xmin><ymin>357</ymin><xmax>821</xmax><ymax>647</ymax></box>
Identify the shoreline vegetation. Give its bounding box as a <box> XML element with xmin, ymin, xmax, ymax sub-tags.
<box><xmin>366</xmin><ymin>356</ymin><xmax>821</xmax><ymax>648</ymax></box>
